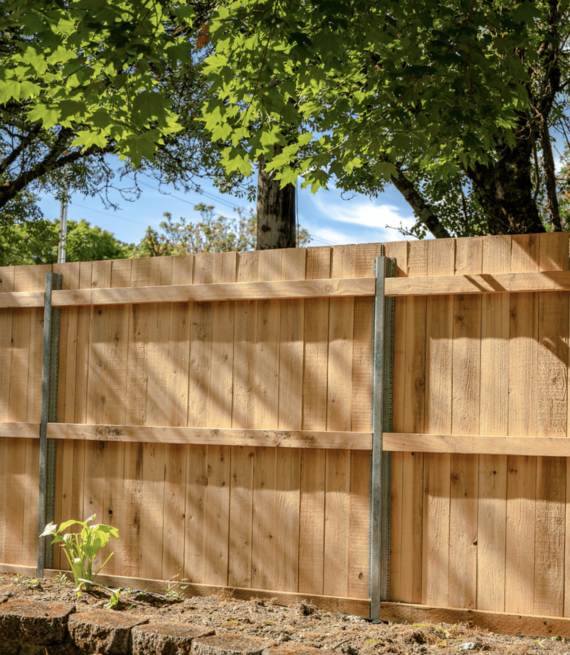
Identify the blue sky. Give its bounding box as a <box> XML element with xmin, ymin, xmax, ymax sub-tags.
<box><xmin>38</xmin><ymin>162</ymin><xmax>421</xmax><ymax>248</ymax></box>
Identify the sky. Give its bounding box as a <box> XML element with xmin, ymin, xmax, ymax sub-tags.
<box><xmin>37</xmin><ymin>163</ymin><xmax>422</xmax><ymax>249</ymax></box>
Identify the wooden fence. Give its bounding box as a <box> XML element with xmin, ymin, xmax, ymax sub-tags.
<box><xmin>3</xmin><ymin>234</ymin><xmax>570</xmax><ymax>637</ymax></box>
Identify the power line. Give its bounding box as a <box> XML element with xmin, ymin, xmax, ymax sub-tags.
<box><xmin>74</xmin><ymin>203</ymin><xmax>150</xmax><ymax>227</ymax></box>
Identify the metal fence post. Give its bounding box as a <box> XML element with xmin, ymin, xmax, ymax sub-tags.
<box><xmin>37</xmin><ymin>272</ymin><xmax>61</xmax><ymax>577</ymax></box>
<box><xmin>370</xmin><ymin>254</ymin><xmax>395</xmax><ymax>621</ymax></box>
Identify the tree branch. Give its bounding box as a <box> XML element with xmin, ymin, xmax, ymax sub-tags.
<box><xmin>390</xmin><ymin>162</ymin><xmax>452</xmax><ymax>239</ymax></box>
<box><xmin>0</xmin><ymin>130</ymin><xmax>114</xmax><ymax>210</ymax></box>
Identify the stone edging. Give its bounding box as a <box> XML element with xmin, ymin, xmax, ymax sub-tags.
<box><xmin>0</xmin><ymin>600</ymin><xmax>328</xmax><ymax>655</ymax></box>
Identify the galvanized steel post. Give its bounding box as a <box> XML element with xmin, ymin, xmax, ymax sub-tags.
<box><xmin>370</xmin><ymin>254</ymin><xmax>395</xmax><ymax>621</ymax></box>
<box><xmin>37</xmin><ymin>272</ymin><xmax>61</xmax><ymax>577</ymax></box>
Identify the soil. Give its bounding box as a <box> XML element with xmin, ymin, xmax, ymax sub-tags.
<box><xmin>1</xmin><ymin>572</ymin><xmax>569</xmax><ymax>655</ymax></box>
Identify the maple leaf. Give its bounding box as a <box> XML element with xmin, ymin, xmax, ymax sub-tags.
<box><xmin>197</xmin><ymin>24</ymin><xmax>209</xmax><ymax>50</ymax></box>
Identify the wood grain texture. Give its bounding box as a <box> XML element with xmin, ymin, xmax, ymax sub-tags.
<box><xmin>422</xmin><ymin>239</ymin><xmax>454</xmax><ymax>607</ymax></box>
<box><xmin>534</xmin><ymin>233</ymin><xmax>567</xmax><ymax>618</ymax></box>
<box><xmin>449</xmin><ymin>238</ymin><xmax>481</xmax><ymax>610</ymax></box>
<box><xmin>299</xmin><ymin>247</ymin><xmax>331</xmax><ymax>596</ymax></box>
<box><xmin>506</xmin><ymin>234</ymin><xmax>539</xmax><ymax>615</ymax></box>
<box><xmin>385</xmin><ymin>269</ymin><xmax>570</xmax><ymax>297</ymax></box>
<box><xmin>384</xmin><ymin>241</ymin><xmax>408</xmax><ymax>603</ymax></box>
<box><xmin>391</xmin><ymin>240</ymin><xmax>426</xmax><ymax>605</ymax></box>
<box><xmin>324</xmin><ymin>246</ymin><xmax>355</xmax><ymax>598</ymax></box>
<box><xmin>478</xmin><ymin>235</ymin><xmax>510</xmax><ymax>613</ymax></box>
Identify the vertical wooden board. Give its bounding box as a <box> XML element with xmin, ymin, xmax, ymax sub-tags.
<box><xmin>6</xmin><ymin>266</ymin><xmax>46</xmax><ymax>565</ymax></box>
<box><xmin>184</xmin><ymin>443</ymin><xmax>207</xmax><ymax>583</ymax></box>
<box><xmin>299</xmin><ymin>247</ymin><xmax>331</xmax><ymax>595</ymax></box>
<box><xmin>534</xmin><ymin>234</ymin><xmax>567</xmax><ymax>617</ymax></box>
<box><xmin>141</xmin><ymin>257</ymin><xmax>173</xmax><ymax>581</ymax></box>
<box><xmin>449</xmin><ymin>238</ymin><xmax>482</xmax><ymax>610</ymax></box>
<box><xmin>347</xmin><ymin>244</ymin><xmax>381</xmax><ymax>600</ymax></box>
<box><xmin>203</xmin><ymin>252</ymin><xmax>233</xmax><ymax>587</ymax></box>
<box><xmin>23</xmin><ymin>267</ymin><xmax>51</xmax><ymax>566</ymax></box>
<box><xmin>399</xmin><ymin>241</ymin><xmax>428</xmax><ymax>604</ymax></box>
<box><xmin>348</xmin><ymin>449</ymin><xmax>370</xmax><ymax>599</ymax></box>
<box><xmin>252</xmin><ymin>250</ymin><xmax>282</xmax><ymax>591</ymax></box>
<box><xmin>0</xmin><ymin>267</ymin><xmax>15</xmax><ymax>421</ymax></box>
<box><xmin>506</xmin><ymin>233</ymin><xmax>539</xmax><ymax>615</ymax></box>
<box><xmin>83</xmin><ymin>261</ymin><xmax>112</xmax><ymax>571</ymax></box>
<box><xmin>163</xmin><ymin>256</ymin><xmax>192</xmax><ymax>582</ymax></box>
<box><xmin>323</xmin><ymin>246</ymin><xmax>356</xmax><ymax>598</ymax></box>
<box><xmin>50</xmin><ymin>263</ymin><xmax>70</xmax><ymax>569</ymax></box>
<box><xmin>422</xmin><ymin>238</ymin><xmax>455</xmax><ymax>607</ymax></box>
<box><xmin>383</xmin><ymin>241</ymin><xmax>408</xmax><ymax>602</ymax></box>
<box><xmin>478</xmin><ymin>235</ymin><xmax>511</xmax><ymax>612</ymax></box>
<box><xmin>0</xmin><ymin>267</ymin><xmax>14</xmax><ymax>564</ymax></box>
<box><xmin>122</xmin><ymin>258</ymin><xmax>151</xmax><ymax>578</ymax></box>
<box><xmin>275</xmin><ymin>249</ymin><xmax>306</xmax><ymax>593</ymax></box>
<box><xmin>228</xmin><ymin>251</ymin><xmax>259</xmax><ymax>589</ymax></box>
<box><xmin>299</xmin><ymin>448</ymin><xmax>326</xmax><ymax>595</ymax></box>
<box><xmin>99</xmin><ymin>260</ymin><xmax>131</xmax><ymax>575</ymax></box>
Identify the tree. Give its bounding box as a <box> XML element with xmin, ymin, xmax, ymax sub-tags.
<box><xmin>202</xmin><ymin>0</ymin><xmax>570</xmax><ymax>237</ymax></box>
<box><xmin>0</xmin><ymin>1</ymin><xmax>254</xmax><ymax>227</ymax></box>
<box><xmin>0</xmin><ymin>218</ymin><xmax>132</xmax><ymax>266</ymax></box>
<box><xmin>135</xmin><ymin>202</ymin><xmax>310</xmax><ymax>256</ymax></box>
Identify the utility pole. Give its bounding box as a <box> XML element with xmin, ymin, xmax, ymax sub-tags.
<box><xmin>57</xmin><ymin>163</ymin><xmax>69</xmax><ymax>264</ymax></box>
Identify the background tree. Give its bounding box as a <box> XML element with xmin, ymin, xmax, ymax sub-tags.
<box><xmin>0</xmin><ymin>218</ymin><xmax>132</xmax><ymax>265</ymax></box>
<box><xmin>0</xmin><ymin>0</ymin><xmax>254</xmax><ymax>229</ymax></box>
<box><xmin>136</xmin><ymin>202</ymin><xmax>310</xmax><ymax>256</ymax></box>
<box><xmin>202</xmin><ymin>0</ymin><xmax>570</xmax><ymax>238</ymax></box>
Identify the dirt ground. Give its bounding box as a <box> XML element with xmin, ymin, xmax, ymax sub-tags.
<box><xmin>1</xmin><ymin>572</ymin><xmax>569</xmax><ymax>655</ymax></box>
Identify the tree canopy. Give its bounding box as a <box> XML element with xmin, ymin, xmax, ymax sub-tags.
<box><xmin>0</xmin><ymin>0</ymin><xmax>254</xmax><ymax>228</ymax></box>
<box><xmin>0</xmin><ymin>217</ymin><xmax>132</xmax><ymax>265</ymax></box>
<box><xmin>202</xmin><ymin>0</ymin><xmax>570</xmax><ymax>237</ymax></box>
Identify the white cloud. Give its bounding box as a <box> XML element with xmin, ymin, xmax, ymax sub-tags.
<box><xmin>311</xmin><ymin>196</ymin><xmax>419</xmax><ymax>242</ymax></box>
<box><xmin>309</xmin><ymin>227</ymin><xmax>362</xmax><ymax>246</ymax></box>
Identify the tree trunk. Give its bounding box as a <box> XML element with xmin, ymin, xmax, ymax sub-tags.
<box><xmin>541</xmin><ymin>124</ymin><xmax>562</xmax><ymax>231</ymax></box>
<box><xmin>465</xmin><ymin>132</ymin><xmax>546</xmax><ymax>235</ymax></box>
<box><xmin>257</xmin><ymin>147</ymin><xmax>296</xmax><ymax>249</ymax></box>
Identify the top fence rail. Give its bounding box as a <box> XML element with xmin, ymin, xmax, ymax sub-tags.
<box><xmin>0</xmin><ymin>277</ymin><xmax>375</xmax><ymax>308</ymax></box>
<box><xmin>4</xmin><ymin>269</ymin><xmax>570</xmax><ymax>308</ymax></box>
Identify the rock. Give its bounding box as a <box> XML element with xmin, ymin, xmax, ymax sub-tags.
<box><xmin>295</xmin><ymin>603</ymin><xmax>317</xmax><ymax>617</ymax></box>
<box><xmin>405</xmin><ymin>632</ymin><xmax>426</xmax><ymax>646</ymax></box>
<box><xmin>0</xmin><ymin>600</ymin><xmax>74</xmax><ymax>645</ymax></box>
<box><xmin>264</xmin><ymin>647</ymin><xmax>323</xmax><ymax>655</ymax></box>
<box><xmin>19</xmin><ymin>644</ymin><xmax>78</xmax><ymax>655</ymax></box>
<box><xmin>459</xmin><ymin>644</ymin><xmax>477</xmax><ymax>651</ymax></box>
<box><xmin>131</xmin><ymin>623</ymin><xmax>215</xmax><ymax>655</ymax></box>
<box><xmin>68</xmin><ymin>610</ymin><xmax>148</xmax><ymax>655</ymax></box>
<box><xmin>193</xmin><ymin>634</ymin><xmax>276</xmax><ymax>655</ymax></box>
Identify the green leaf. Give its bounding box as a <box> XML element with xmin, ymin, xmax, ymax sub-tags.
<box><xmin>132</xmin><ymin>91</ymin><xmax>171</xmax><ymax>127</ymax></box>
<box><xmin>72</xmin><ymin>130</ymin><xmax>109</xmax><ymax>150</ymax></box>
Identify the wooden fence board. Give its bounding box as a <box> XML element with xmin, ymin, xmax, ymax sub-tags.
<box><xmin>422</xmin><ymin>239</ymin><xmax>454</xmax><ymax>607</ymax></box>
<box><xmin>534</xmin><ymin>233</ymin><xmax>568</xmax><ymax>617</ymax></box>
<box><xmin>299</xmin><ymin>247</ymin><xmax>331</xmax><ymax>596</ymax></box>
<box><xmin>384</xmin><ymin>241</ymin><xmax>408</xmax><ymax>603</ymax></box>
<box><xmin>449</xmin><ymin>238</ymin><xmax>481</xmax><ymax>610</ymax></box>
<box><xmin>478</xmin><ymin>235</ymin><xmax>510</xmax><ymax>613</ymax></box>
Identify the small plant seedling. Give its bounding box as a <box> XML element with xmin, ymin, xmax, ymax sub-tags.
<box><xmin>55</xmin><ymin>572</ymin><xmax>71</xmax><ymax>586</ymax></box>
<box><xmin>12</xmin><ymin>573</ymin><xmax>24</xmax><ymax>587</ymax></box>
<box><xmin>26</xmin><ymin>578</ymin><xmax>39</xmax><ymax>589</ymax></box>
<box><xmin>161</xmin><ymin>563</ymin><xmax>189</xmax><ymax>600</ymax></box>
<box><xmin>77</xmin><ymin>578</ymin><xmax>120</xmax><ymax>609</ymax></box>
<box><xmin>41</xmin><ymin>515</ymin><xmax>119</xmax><ymax>597</ymax></box>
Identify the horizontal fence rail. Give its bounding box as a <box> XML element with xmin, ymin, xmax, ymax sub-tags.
<box><xmin>384</xmin><ymin>433</ymin><xmax>570</xmax><ymax>457</ymax></box>
<box><xmin>0</xmin><ymin>422</ymin><xmax>372</xmax><ymax>449</ymax></box>
<box><xmin>0</xmin><ymin>277</ymin><xmax>376</xmax><ymax>308</ymax></box>
<box><xmin>385</xmin><ymin>269</ymin><xmax>570</xmax><ymax>296</ymax></box>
